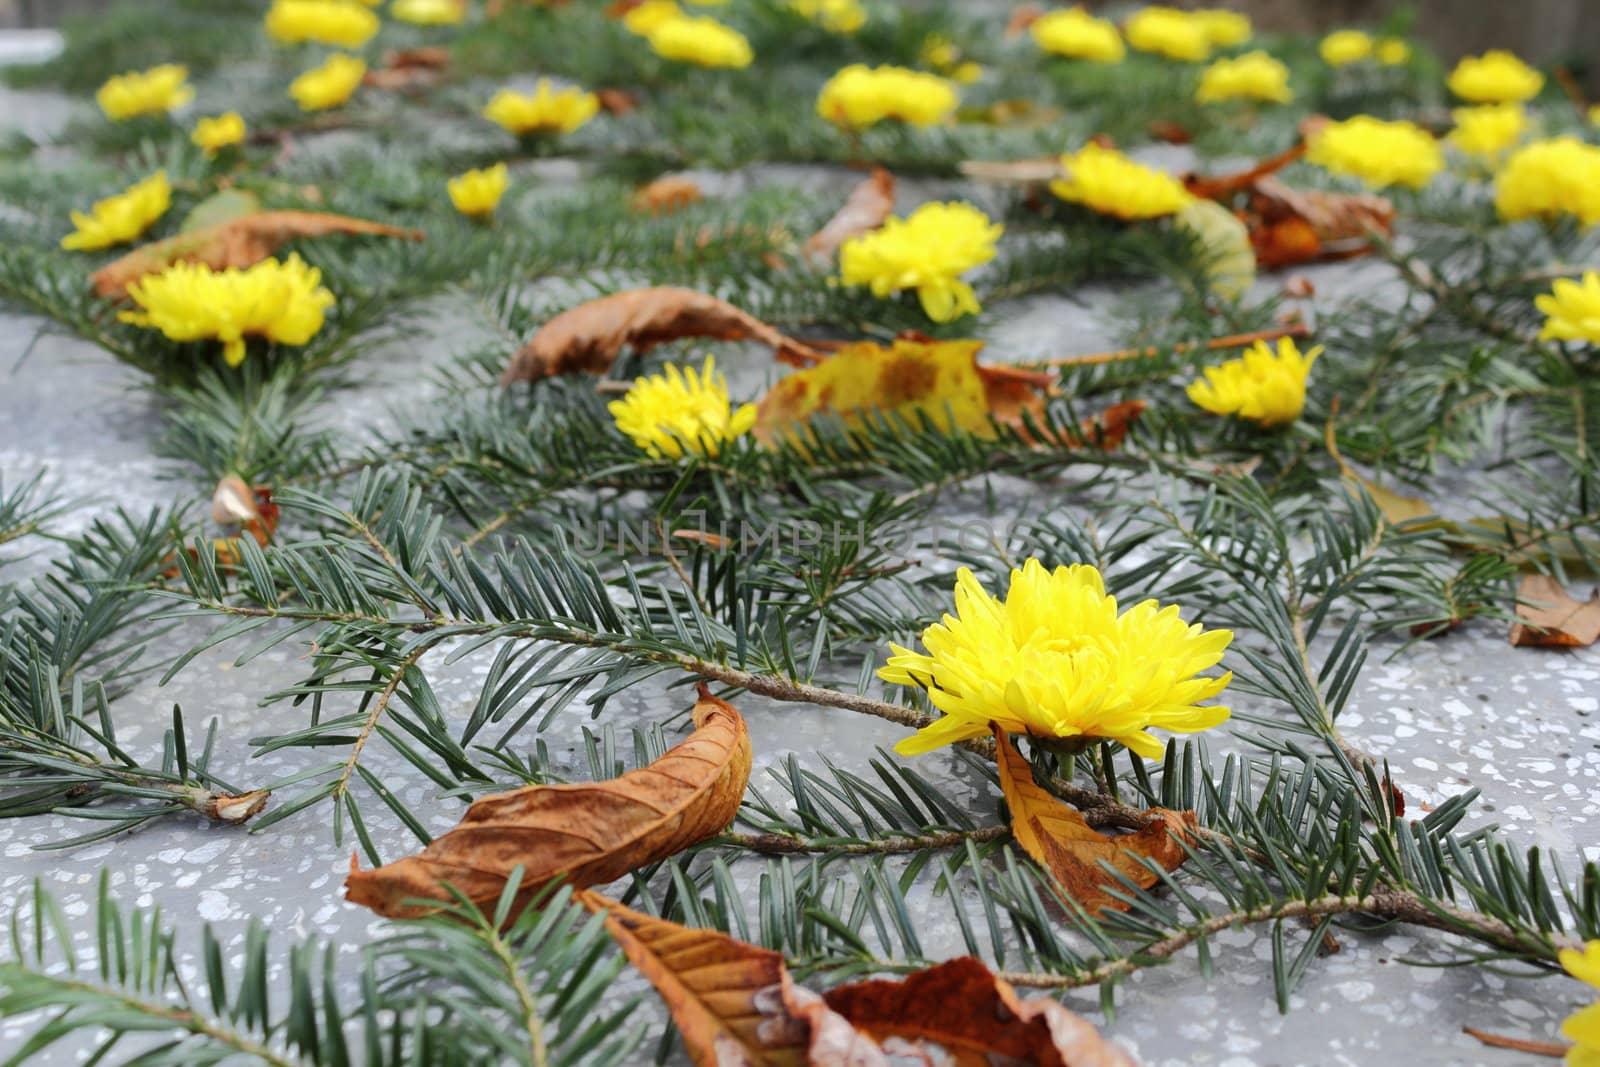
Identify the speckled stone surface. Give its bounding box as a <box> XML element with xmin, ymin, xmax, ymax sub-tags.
<box><xmin>3</xmin><ymin>72</ymin><xmax>1599</xmax><ymax>1067</ymax></box>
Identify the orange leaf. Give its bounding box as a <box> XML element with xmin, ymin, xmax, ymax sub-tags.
<box><xmin>500</xmin><ymin>286</ymin><xmax>825</xmax><ymax>384</ymax></box>
<box><xmin>1004</xmin><ymin>2</ymin><xmax>1044</xmax><ymax>38</ymax></box>
<box><xmin>1509</xmin><ymin>574</ymin><xmax>1600</xmax><ymax>648</ymax></box>
<box><xmin>631</xmin><ymin>175</ymin><xmax>704</xmax><ymax>215</ymax></box>
<box><xmin>344</xmin><ymin>685</ymin><xmax>751</xmax><ymax>918</ymax></box>
<box><xmin>91</xmin><ymin>211</ymin><xmax>423</xmax><ymax>298</ymax></box>
<box><xmin>994</xmin><ymin>727</ymin><xmax>1194</xmax><ymax>915</ymax></box>
<box><xmin>596</xmin><ymin>87</ymin><xmax>640</xmax><ymax>115</ymax></box>
<box><xmin>802</xmin><ymin>167</ymin><xmax>894</xmax><ymax>266</ymax></box>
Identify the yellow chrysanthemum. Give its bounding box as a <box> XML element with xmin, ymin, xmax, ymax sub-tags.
<box><xmin>95</xmin><ymin>64</ymin><xmax>194</xmax><ymax>121</ymax></box>
<box><xmin>1124</xmin><ymin>6</ymin><xmax>1211</xmax><ymax>62</ymax></box>
<box><xmin>646</xmin><ymin>15</ymin><xmax>753</xmax><ymax>68</ymax></box>
<box><xmin>1536</xmin><ymin>273</ymin><xmax>1600</xmax><ymax>344</ymax></box>
<box><xmin>1448</xmin><ymin>104</ymin><xmax>1526</xmax><ymax>162</ymax></box>
<box><xmin>1192</xmin><ymin>9</ymin><xmax>1251</xmax><ymax>47</ymax></box>
<box><xmin>264</xmin><ymin>0</ymin><xmax>380</xmax><ymax>47</ymax></box>
<box><xmin>1319</xmin><ymin>29</ymin><xmax>1372</xmax><ymax>66</ymax></box>
<box><xmin>622</xmin><ymin>0</ymin><xmax>682</xmax><ymax>34</ymax></box>
<box><xmin>882</xmin><ymin>560</ymin><xmax>1233</xmax><ymax>758</ymax></box>
<box><xmin>1562</xmin><ymin>944</ymin><xmax>1600</xmax><ymax>1067</ymax></box>
<box><xmin>1051</xmin><ymin>142</ymin><xmax>1192</xmax><ymax>220</ymax></box>
<box><xmin>391</xmin><ymin>0</ymin><xmax>464</xmax><ymax>25</ymax></box>
<box><xmin>1187</xmin><ymin>337</ymin><xmax>1320</xmax><ymax>427</ymax></box>
<box><xmin>607</xmin><ymin>357</ymin><xmax>756</xmax><ymax>459</ymax></box>
<box><xmin>289</xmin><ymin>53</ymin><xmax>366</xmax><ymax>112</ymax></box>
<box><xmin>119</xmin><ymin>254</ymin><xmax>335</xmax><ymax>367</ymax></box>
<box><xmin>1494</xmin><ymin>138</ymin><xmax>1600</xmax><ymax>226</ymax></box>
<box><xmin>1030</xmin><ymin>7</ymin><xmax>1124</xmax><ymax>63</ymax></box>
<box><xmin>1306</xmin><ymin>115</ymin><xmax>1442</xmax><ymax>190</ymax></box>
<box><xmin>1195</xmin><ymin>51</ymin><xmax>1292</xmax><ymax>104</ymax></box>
<box><xmin>191</xmin><ymin>112</ymin><xmax>247</xmax><ymax>156</ymax></box>
<box><xmin>60</xmin><ymin>171</ymin><xmax>171</xmax><ymax>252</ymax></box>
<box><xmin>838</xmin><ymin>202</ymin><xmax>1001</xmax><ymax>323</ymax></box>
<box><xmin>1375</xmin><ymin>37</ymin><xmax>1410</xmax><ymax>65</ymax></box>
<box><xmin>483</xmin><ymin>81</ymin><xmax>600</xmax><ymax>136</ymax></box>
<box><xmin>816</xmin><ymin>64</ymin><xmax>959</xmax><ymax>130</ymax></box>
<box><xmin>448</xmin><ymin>162</ymin><xmax>508</xmax><ymax>220</ymax></box>
<box><xmin>788</xmin><ymin>0</ymin><xmax>864</xmax><ymax>34</ymax></box>
<box><xmin>1447</xmin><ymin>50</ymin><xmax>1544</xmax><ymax>103</ymax></box>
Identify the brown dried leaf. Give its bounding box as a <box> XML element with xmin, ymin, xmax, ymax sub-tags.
<box><xmin>802</xmin><ymin>167</ymin><xmax>894</xmax><ymax>266</ymax></box>
<box><xmin>500</xmin><ymin>286</ymin><xmax>824</xmax><ymax>384</ymax></box>
<box><xmin>1461</xmin><ymin>1027</ymin><xmax>1568</xmax><ymax>1058</ymax></box>
<box><xmin>632</xmin><ymin>175</ymin><xmax>703</xmax><ymax>215</ymax></box>
<box><xmin>92</xmin><ymin>211</ymin><xmax>423</xmax><ymax>298</ymax></box>
<box><xmin>1509</xmin><ymin>574</ymin><xmax>1600</xmax><ymax>648</ymax></box>
<box><xmin>994</xmin><ymin>727</ymin><xmax>1194</xmax><ymax>915</ymax></box>
<box><xmin>364</xmin><ymin>45</ymin><xmax>452</xmax><ymax>89</ymax></box>
<box><xmin>344</xmin><ymin>685</ymin><xmax>752</xmax><ymax>918</ymax></box>
<box><xmin>1004</xmin><ymin>2</ymin><xmax>1044</xmax><ymax>38</ymax></box>
<box><xmin>596</xmin><ymin>87</ymin><xmax>640</xmax><ymax>115</ymax></box>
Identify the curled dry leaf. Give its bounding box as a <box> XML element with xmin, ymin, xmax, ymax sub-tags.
<box><xmin>1509</xmin><ymin>573</ymin><xmax>1600</xmax><ymax>648</ymax></box>
<box><xmin>632</xmin><ymin>175</ymin><xmax>704</xmax><ymax>215</ymax></box>
<box><xmin>596</xmin><ymin>87</ymin><xmax>640</xmax><ymax>115</ymax></box>
<box><xmin>344</xmin><ymin>685</ymin><xmax>751</xmax><ymax>918</ymax></box>
<box><xmin>164</xmin><ymin>477</ymin><xmax>280</xmax><ymax>578</ymax></box>
<box><xmin>994</xmin><ymin>727</ymin><xmax>1195</xmax><ymax>915</ymax></box>
<box><xmin>500</xmin><ymin>286</ymin><xmax>825</xmax><ymax>384</ymax></box>
<box><xmin>802</xmin><ymin>167</ymin><xmax>894</xmax><ymax>267</ymax></box>
<box><xmin>364</xmin><ymin>46</ymin><xmax>451</xmax><ymax>90</ymax></box>
<box><xmin>1323</xmin><ymin>414</ymin><xmax>1436</xmax><ymax>527</ymax></box>
<box><xmin>91</xmin><ymin>211</ymin><xmax>424</xmax><ymax>298</ymax></box>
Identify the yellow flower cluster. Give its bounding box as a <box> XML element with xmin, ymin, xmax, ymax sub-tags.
<box><xmin>121</xmin><ymin>255</ymin><xmax>336</xmax><ymax>367</ymax></box>
<box><xmin>264</xmin><ymin>0</ymin><xmax>380</xmax><ymax>47</ymax></box>
<box><xmin>1536</xmin><ymin>272</ymin><xmax>1600</xmax><ymax>345</ymax></box>
<box><xmin>1030</xmin><ymin>7</ymin><xmax>1124</xmax><ymax>64</ymax></box>
<box><xmin>95</xmin><ymin>64</ymin><xmax>194</xmax><ymax>121</ymax></box>
<box><xmin>622</xmin><ymin>0</ymin><xmax>682</xmax><ymax>34</ymax></box>
<box><xmin>1447</xmin><ymin>50</ymin><xmax>1544</xmax><ymax>103</ymax></box>
<box><xmin>290</xmin><ymin>53</ymin><xmax>366</xmax><ymax>111</ymax></box>
<box><xmin>1319</xmin><ymin>30</ymin><xmax>1408</xmax><ymax>67</ymax></box>
<box><xmin>192</xmin><ymin>112</ymin><xmax>247</xmax><ymax>156</ymax></box>
<box><xmin>1194</xmin><ymin>9</ymin><xmax>1251</xmax><ymax>47</ymax></box>
<box><xmin>647</xmin><ymin>14</ymin><xmax>753</xmax><ymax>68</ymax></box>
<box><xmin>1187</xmin><ymin>337</ymin><xmax>1320</xmax><ymax>427</ymax></box>
<box><xmin>448</xmin><ymin>163</ymin><xmax>509</xmax><ymax>220</ymax></box>
<box><xmin>61</xmin><ymin>171</ymin><xmax>171</xmax><ymax>252</ymax></box>
<box><xmin>838</xmin><ymin>202</ymin><xmax>1001</xmax><ymax>323</ymax></box>
<box><xmin>881</xmin><ymin>560</ymin><xmax>1233</xmax><ymax>758</ymax></box>
<box><xmin>1124</xmin><ymin>6</ymin><xmax>1211</xmax><ymax>62</ymax></box>
<box><xmin>919</xmin><ymin>35</ymin><xmax>981</xmax><ymax>84</ymax></box>
<box><xmin>1051</xmin><ymin>143</ymin><xmax>1191</xmax><ymax>220</ymax></box>
<box><xmin>788</xmin><ymin>0</ymin><xmax>864</xmax><ymax>34</ymax></box>
<box><xmin>1564</xmin><ymin>943</ymin><xmax>1600</xmax><ymax>1067</ymax></box>
<box><xmin>608</xmin><ymin>357</ymin><xmax>756</xmax><ymax>459</ymax></box>
<box><xmin>483</xmin><ymin>81</ymin><xmax>600</xmax><ymax>136</ymax></box>
<box><xmin>816</xmin><ymin>64</ymin><xmax>959</xmax><ymax>129</ymax></box>
<box><xmin>1494</xmin><ymin>138</ymin><xmax>1600</xmax><ymax>226</ymax></box>
<box><xmin>391</xmin><ymin>0</ymin><xmax>465</xmax><ymax>25</ymax></box>
<box><xmin>1306</xmin><ymin>115</ymin><xmax>1442</xmax><ymax>190</ymax></box>
<box><xmin>1447</xmin><ymin>104</ymin><xmax>1526</xmax><ymax>162</ymax></box>
<box><xmin>1195</xmin><ymin>51</ymin><xmax>1292</xmax><ymax>104</ymax></box>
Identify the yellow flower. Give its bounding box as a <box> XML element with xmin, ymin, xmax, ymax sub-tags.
<box><xmin>882</xmin><ymin>560</ymin><xmax>1233</xmax><ymax>757</ymax></box>
<box><xmin>289</xmin><ymin>53</ymin><xmax>366</xmax><ymax>112</ymax></box>
<box><xmin>1448</xmin><ymin>104</ymin><xmax>1526</xmax><ymax>162</ymax></box>
<box><xmin>646</xmin><ymin>15</ymin><xmax>753</xmax><ymax>68</ymax></box>
<box><xmin>1187</xmin><ymin>336</ymin><xmax>1320</xmax><ymax>427</ymax></box>
<box><xmin>60</xmin><ymin>171</ymin><xmax>171</xmax><ymax>252</ymax></box>
<box><xmin>483</xmin><ymin>81</ymin><xmax>600</xmax><ymax>136</ymax></box>
<box><xmin>95</xmin><ymin>64</ymin><xmax>194</xmax><ymax>121</ymax></box>
<box><xmin>838</xmin><ymin>202</ymin><xmax>1000</xmax><ymax>323</ymax></box>
<box><xmin>264</xmin><ymin>0</ymin><xmax>381</xmax><ymax>47</ymax></box>
<box><xmin>1536</xmin><ymin>272</ymin><xmax>1600</xmax><ymax>344</ymax></box>
<box><xmin>1494</xmin><ymin>138</ymin><xmax>1600</xmax><ymax>226</ymax></box>
<box><xmin>191</xmin><ymin>112</ymin><xmax>247</xmax><ymax>156</ymax></box>
<box><xmin>1447</xmin><ymin>50</ymin><xmax>1544</xmax><ymax>103</ymax></box>
<box><xmin>788</xmin><ymin>0</ymin><xmax>864</xmax><ymax>34</ymax></box>
<box><xmin>1318</xmin><ymin>29</ymin><xmax>1372</xmax><ymax>66</ymax></box>
<box><xmin>1030</xmin><ymin>7</ymin><xmax>1124</xmax><ymax>63</ymax></box>
<box><xmin>1195</xmin><ymin>51</ymin><xmax>1292</xmax><ymax>104</ymax></box>
<box><xmin>119</xmin><ymin>254</ymin><xmax>335</xmax><ymax>367</ymax></box>
<box><xmin>816</xmin><ymin>64</ymin><xmax>959</xmax><ymax>130</ymax></box>
<box><xmin>1051</xmin><ymin>142</ymin><xmax>1192</xmax><ymax>220</ymax></box>
<box><xmin>607</xmin><ymin>357</ymin><xmax>756</xmax><ymax>459</ymax></box>
<box><xmin>1124</xmin><ymin>7</ymin><xmax>1211</xmax><ymax>62</ymax></box>
<box><xmin>1306</xmin><ymin>115</ymin><xmax>1442</xmax><ymax>190</ymax></box>
<box><xmin>448</xmin><ymin>163</ymin><xmax>508</xmax><ymax>220</ymax></box>
<box><xmin>1375</xmin><ymin>37</ymin><xmax>1410</xmax><ymax>65</ymax></box>
<box><xmin>391</xmin><ymin>0</ymin><xmax>465</xmax><ymax>24</ymax></box>
<box><xmin>1192</xmin><ymin>9</ymin><xmax>1251</xmax><ymax>47</ymax></box>
<box><xmin>1562</xmin><ymin>944</ymin><xmax>1600</xmax><ymax>1067</ymax></box>
<box><xmin>1566</xmin><ymin>943</ymin><xmax>1600</xmax><ymax>990</ymax></box>
<box><xmin>622</xmin><ymin>0</ymin><xmax>682</xmax><ymax>34</ymax></box>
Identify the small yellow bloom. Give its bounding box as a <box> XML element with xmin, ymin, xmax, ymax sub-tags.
<box><xmin>1192</xmin><ymin>9</ymin><xmax>1251</xmax><ymax>47</ymax></box>
<box><xmin>622</xmin><ymin>0</ymin><xmax>682</xmax><ymax>34</ymax></box>
<box><xmin>788</xmin><ymin>0</ymin><xmax>864</xmax><ymax>34</ymax></box>
<box><xmin>1030</xmin><ymin>7</ymin><xmax>1124</xmax><ymax>63</ymax></box>
<box><xmin>1536</xmin><ymin>272</ymin><xmax>1600</xmax><ymax>344</ymax></box>
<box><xmin>1051</xmin><ymin>142</ymin><xmax>1192</xmax><ymax>220</ymax></box>
<box><xmin>646</xmin><ymin>15</ymin><xmax>753</xmax><ymax>68</ymax></box>
<box><xmin>1494</xmin><ymin>138</ymin><xmax>1600</xmax><ymax>226</ymax></box>
<box><xmin>882</xmin><ymin>560</ymin><xmax>1233</xmax><ymax>758</ymax></box>
<box><xmin>483</xmin><ymin>81</ymin><xmax>600</xmax><ymax>136</ymax></box>
<box><xmin>1566</xmin><ymin>943</ymin><xmax>1600</xmax><ymax>991</ymax></box>
<box><xmin>448</xmin><ymin>162</ymin><xmax>509</xmax><ymax>220</ymax></box>
<box><xmin>391</xmin><ymin>0</ymin><xmax>465</xmax><ymax>25</ymax></box>
<box><xmin>60</xmin><ymin>171</ymin><xmax>171</xmax><ymax>252</ymax></box>
<box><xmin>816</xmin><ymin>64</ymin><xmax>958</xmax><ymax>130</ymax></box>
<box><xmin>838</xmin><ymin>202</ymin><xmax>1001</xmax><ymax>323</ymax></box>
<box><xmin>1448</xmin><ymin>104</ymin><xmax>1526</xmax><ymax>162</ymax></box>
<box><xmin>191</xmin><ymin>112</ymin><xmax>247</xmax><ymax>156</ymax></box>
<box><xmin>1306</xmin><ymin>115</ymin><xmax>1442</xmax><ymax>190</ymax></box>
<box><xmin>1195</xmin><ymin>50</ymin><xmax>1292</xmax><ymax>104</ymax></box>
<box><xmin>1375</xmin><ymin>37</ymin><xmax>1410</xmax><ymax>65</ymax></box>
<box><xmin>95</xmin><ymin>64</ymin><xmax>194</xmax><ymax>121</ymax></box>
<box><xmin>1562</xmin><ymin>944</ymin><xmax>1600</xmax><ymax>1067</ymax></box>
<box><xmin>1319</xmin><ymin>29</ymin><xmax>1372</xmax><ymax>66</ymax></box>
<box><xmin>264</xmin><ymin>0</ymin><xmax>381</xmax><ymax>47</ymax></box>
<box><xmin>1447</xmin><ymin>50</ymin><xmax>1544</xmax><ymax>103</ymax></box>
<box><xmin>120</xmin><ymin>254</ymin><xmax>335</xmax><ymax>367</ymax></box>
<box><xmin>1124</xmin><ymin>6</ymin><xmax>1211</xmax><ymax>62</ymax></box>
<box><xmin>1187</xmin><ymin>336</ymin><xmax>1320</xmax><ymax>427</ymax></box>
<box><xmin>608</xmin><ymin>356</ymin><xmax>757</xmax><ymax>459</ymax></box>
<box><xmin>289</xmin><ymin>53</ymin><xmax>366</xmax><ymax>112</ymax></box>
